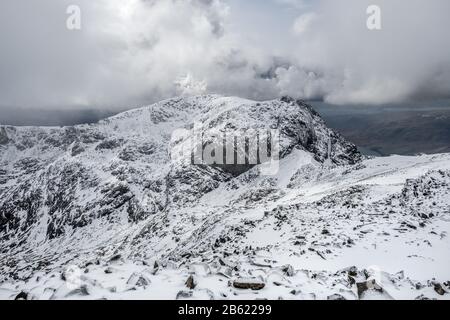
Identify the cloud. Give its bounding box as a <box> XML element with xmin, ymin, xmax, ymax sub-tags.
<box><xmin>175</xmin><ymin>74</ymin><xmax>208</xmax><ymax>96</ymax></box>
<box><xmin>0</xmin><ymin>0</ymin><xmax>234</xmax><ymax>109</ymax></box>
<box><xmin>274</xmin><ymin>0</ymin><xmax>309</xmax><ymax>10</ymax></box>
<box><xmin>0</xmin><ymin>0</ymin><xmax>449</xmax><ymax>111</ymax></box>
<box><xmin>292</xmin><ymin>13</ymin><xmax>317</xmax><ymax>35</ymax></box>
<box><xmin>282</xmin><ymin>0</ymin><xmax>450</xmax><ymax>104</ymax></box>
<box><xmin>275</xmin><ymin>66</ymin><xmax>330</xmax><ymax>100</ymax></box>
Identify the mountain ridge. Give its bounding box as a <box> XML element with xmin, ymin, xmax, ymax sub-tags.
<box><xmin>0</xmin><ymin>95</ymin><xmax>449</xmax><ymax>300</ymax></box>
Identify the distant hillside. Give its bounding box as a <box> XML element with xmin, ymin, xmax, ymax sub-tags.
<box><xmin>312</xmin><ymin>101</ymin><xmax>450</xmax><ymax>156</ymax></box>
<box><xmin>2</xmin><ymin>100</ymin><xmax>449</xmax><ymax>156</ymax></box>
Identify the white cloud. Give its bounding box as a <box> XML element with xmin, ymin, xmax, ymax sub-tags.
<box><xmin>274</xmin><ymin>0</ymin><xmax>308</xmax><ymax>10</ymax></box>
<box><xmin>275</xmin><ymin>66</ymin><xmax>329</xmax><ymax>100</ymax></box>
<box><xmin>175</xmin><ymin>74</ymin><xmax>208</xmax><ymax>96</ymax></box>
<box><xmin>0</xmin><ymin>0</ymin><xmax>449</xmax><ymax>110</ymax></box>
<box><xmin>283</xmin><ymin>0</ymin><xmax>450</xmax><ymax>104</ymax></box>
<box><xmin>292</xmin><ymin>13</ymin><xmax>317</xmax><ymax>35</ymax></box>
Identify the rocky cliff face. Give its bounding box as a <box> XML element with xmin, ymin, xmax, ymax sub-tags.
<box><xmin>0</xmin><ymin>95</ymin><xmax>360</xmax><ymax>259</ymax></box>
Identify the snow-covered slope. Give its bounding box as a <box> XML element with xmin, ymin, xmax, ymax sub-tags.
<box><xmin>0</xmin><ymin>95</ymin><xmax>449</xmax><ymax>300</ymax></box>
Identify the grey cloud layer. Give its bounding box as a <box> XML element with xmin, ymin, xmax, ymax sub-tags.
<box><xmin>0</xmin><ymin>0</ymin><xmax>449</xmax><ymax>110</ymax></box>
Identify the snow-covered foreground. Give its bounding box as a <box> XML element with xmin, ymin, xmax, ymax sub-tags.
<box><xmin>0</xmin><ymin>96</ymin><xmax>449</xmax><ymax>300</ymax></box>
<box><xmin>1</xmin><ymin>152</ymin><xmax>449</xmax><ymax>300</ymax></box>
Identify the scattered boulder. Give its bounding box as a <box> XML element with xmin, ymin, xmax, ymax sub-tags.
<box><xmin>151</xmin><ymin>261</ymin><xmax>160</xmax><ymax>275</ymax></box>
<box><xmin>327</xmin><ymin>294</ymin><xmax>346</xmax><ymax>300</ymax></box>
<box><xmin>343</xmin><ymin>266</ymin><xmax>362</xmax><ymax>286</ymax></box>
<box><xmin>108</xmin><ymin>287</ymin><xmax>117</xmax><ymax>293</ymax></box>
<box><xmin>395</xmin><ymin>270</ymin><xmax>405</xmax><ymax>280</ymax></box>
<box><xmin>14</xmin><ymin>291</ymin><xmax>28</xmax><ymax>300</ymax></box>
<box><xmin>347</xmin><ymin>266</ymin><xmax>359</xmax><ymax>277</ymax></box>
<box><xmin>232</xmin><ymin>278</ymin><xmax>266</xmax><ymax>291</ymax></box>
<box><xmin>65</xmin><ymin>285</ymin><xmax>89</xmax><ymax>298</ymax></box>
<box><xmin>108</xmin><ymin>254</ymin><xmax>122</xmax><ymax>263</ymax></box>
<box><xmin>104</xmin><ymin>267</ymin><xmax>115</xmax><ymax>274</ymax></box>
<box><xmin>415</xmin><ymin>294</ymin><xmax>433</xmax><ymax>300</ymax></box>
<box><xmin>415</xmin><ymin>282</ymin><xmax>425</xmax><ymax>290</ymax></box>
<box><xmin>249</xmin><ymin>257</ymin><xmax>272</xmax><ymax>268</ymax></box>
<box><xmin>185</xmin><ymin>275</ymin><xmax>197</xmax><ymax>290</ymax></box>
<box><xmin>176</xmin><ymin>290</ymin><xmax>193</xmax><ymax>300</ymax></box>
<box><xmin>281</xmin><ymin>264</ymin><xmax>294</xmax><ymax>277</ymax></box>
<box><xmin>127</xmin><ymin>272</ymin><xmax>151</xmax><ymax>288</ymax></box>
<box><xmin>217</xmin><ymin>266</ymin><xmax>232</xmax><ymax>278</ymax></box>
<box><xmin>356</xmin><ymin>279</ymin><xmax>384</xmax><ymax>299</ymax></box>
<box><xmin>433</xmin><ymin>282</ymin><xmax>446</xmax><ymax>296</ymax></box>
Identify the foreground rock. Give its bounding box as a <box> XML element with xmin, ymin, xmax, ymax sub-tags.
<box><xmin>232</xmin><ymin>278</ymin><xmax>266</xmax><ymax>291</ymax></box>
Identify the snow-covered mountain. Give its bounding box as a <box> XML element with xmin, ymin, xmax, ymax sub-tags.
<box><xmin>0</xmin><ymin>95</ymin><xmax>449</xmax><ymax>300</ymax></box>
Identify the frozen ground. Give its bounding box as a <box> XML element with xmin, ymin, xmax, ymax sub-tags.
<box><xmin>1</xmin><ymin>152</ymin><xmax>449</xmax><ymax>300</ymax></box>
